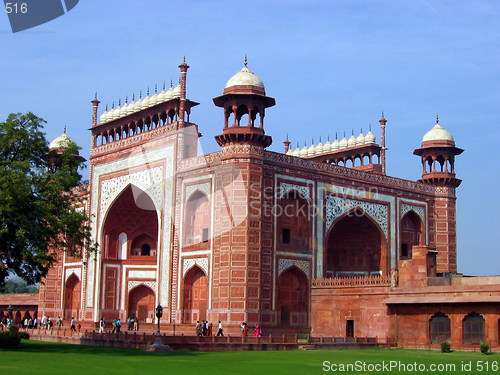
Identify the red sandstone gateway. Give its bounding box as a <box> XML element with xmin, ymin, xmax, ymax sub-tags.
<box><xmin>3</xmin><ymin>60</ymin><xmax>498</xmax><ymax>349</ymax></box>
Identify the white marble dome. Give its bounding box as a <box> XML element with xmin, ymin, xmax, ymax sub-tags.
<box><xmin>339</xmin><ymin>137</ymin><xmax>348</xmax><ymax>149</ymax></box>
<box><xmin>99</xmin><ymin>112</ymin><xmax>107</xmax><ymax>123</ymax></box>
<box><xmin>423</xmin><ymin>123</ymin><xmax>454</xmax><ymax>143</ymax></box>
<box><xmin>365</xmin><ymin>131</ymin><xmax>376</xmax><ymax>144</ymax></box>
<box><xmin>172</xmin><ymin>85</ymin><xmax>181</xmax><ymax>98</ymax></box>
<box><xmin>316</xmin><ymin>141</ymin><xmax>324</xmax><ymax>154</ymax></box>
<box><xmin>225</xmin><ymin>66</ymin><xmax>265</xmax><ymax>89</ymax></box>
<box><xmin>331</xmin><ymin>138</ymin><xmax>340</xmax><ymax>150</ymax></box>
<box><xmin>300</xmin><ymin>145</ymin><xmax>308</xmax><ymax>157</ymax></box>
<box><xmin>49</xmin><ymin>132</ymin><xmax>75</xmax><ymax>149</ymax></box>
<box><xmin>292</xmin><ymin>147</ymin><xmax>301</xmax><ymax>157</ymax></box>
<box><xmin>348</xmin><ymin>135</ymin><xmax>357</xmax><ymax>147</ymax></box>
<box><xmin>356</xmin><ymin>132</ymin><xmax>365</xmax><ymax>145</ymax></box>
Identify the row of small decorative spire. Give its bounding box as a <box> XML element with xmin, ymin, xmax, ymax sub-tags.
<box><xmin>99</xmin><ymin>81</ymin><xmax>182</xmax><ymax>123</ymax></box>
<box><xmin>286</xmin><ymin>129</ymin><xmax>376</xmax><ymax>157</ymax></box>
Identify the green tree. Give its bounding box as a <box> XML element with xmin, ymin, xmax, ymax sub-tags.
<box><xmin>0</xmin><ymin>279</ymin><xmax>38</xmax><ymax>293</ymax></box>
<box><xmin>0</xmin><ymin>112</ymin><xmax>95</xmax><ymax>286</ymax></box>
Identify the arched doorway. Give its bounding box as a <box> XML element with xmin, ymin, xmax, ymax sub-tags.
<box><xmin>128</xmin><ymin>285</ymin><xmax>155</xmax><ymax>323</ymax></box>
<box><xmin>400</xmin><ymin>211</ymin><xmax>423</xmax><ymax>259</ymax></box>
<box><xmin>182</xmin><ymin>266</ymin><xmax>208</xmax><ymax>323</ymax></box>
<box><xmin>64</xmin><ymin>274</ymin><xmax>81</xmax><ymax>320</ymax></box>
<box><xmin>277</xmin><ymin>267</ymin><xmax>309</xmax><ymax>327</ymax></box>
<box><xmin>326</xmin><ymin>209</ymin><xmax>387</xmax><ymax>277</ymax></box>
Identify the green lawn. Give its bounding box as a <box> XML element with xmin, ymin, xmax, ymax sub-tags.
<box><xmin>0</xmin><ymin>340</ymin><xmax>498</xmax><ymax>375</ymax></box>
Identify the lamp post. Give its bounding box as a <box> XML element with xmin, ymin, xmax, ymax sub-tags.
<box><xmin>7</xmin><ymin>305</ymin><xmax>13</xmax><ymax>321</ymax></box>
<box><xmin>146</xmin><ymin>304</ymin><xmax>171</xmax><ymax>351</ymax></box>
<box><xmin>155</xmin><ymin>304</ymin><xmax>163</xmax><ymax>337</ymax></box>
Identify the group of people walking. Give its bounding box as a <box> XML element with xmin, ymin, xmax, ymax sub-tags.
<box><xmin>194</xmin><ymin>321</ymin><xmax>262</xmax><ymax>337</ymax></box>
<box><xmin>240</xmin><ymin>322</ymin><xmax>262</xmax><ymax>337</ymax></box>
<box><xmin>98</xmin><ymin>317</ymin><xmax>140</xmax><ymax>333</ymax></box>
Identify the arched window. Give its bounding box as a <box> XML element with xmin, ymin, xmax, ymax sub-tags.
<box><xmin>429</xmin><ymin>312</ymin><xmax>451</xmax><ymax>344</ymax></box>
<box><xmin>184</xmin><ymin>191</ymin><xmax>210</xmax><ymax>249</ymax></box>
<box><xmin>463</xmin><ymin>312</ymin><xmax>485</xmax><ymax>345</ymax></box>
<box><xmin>400</xmin><ymin>211</ymin><xmax>423</xmax><ymax>259</ymax></box>
<box><xmin>277</xmin><ymin>190</ymin><xmax>311</xmax><ymax>252</ymax></box>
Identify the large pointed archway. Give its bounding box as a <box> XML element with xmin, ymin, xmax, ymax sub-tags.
<box><xmin>325</xmin><ymin>209</ymin><xmax>388</xmax><ymax>277</ymax></box>
<box><xmin>277</xmin><ymin>267</ymin><xmax>309</xmax><ymax>327</ymax></box>
<box><xmin>182</xmin><ymin>266</ymin><xmax>208</xmax><ymax>323</ymax></box>
<box><xmin>64</xmin><ymin>274</ymin><xmax>81</xmax><ymax>320</ymax></box>
<box><xmin>128</xmin><ymin>285</ymin><xmax>155</xmax><ymax>322</ymax></box>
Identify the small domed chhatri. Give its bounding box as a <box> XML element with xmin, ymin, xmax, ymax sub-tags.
<box><xmin>225</xmin><ymin>66</ymin><xmax>265</xmax><ymax>89</ymax></box>
<box><xmin>422</xmin><ymin>122</ymin><xmax>455</xmax><ymax>144</ymax></box>
<box><xmin>222</xmin><ymin>56</ymin><xmax>267</xmax><ymax>96</ymax></box>
<box><xmin>49</xmin><ymin>128</ymin><xmax>75</xmax><ymax>150</ymax></box>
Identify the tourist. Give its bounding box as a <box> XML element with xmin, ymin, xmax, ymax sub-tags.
<box><xmin>116</xmin><ymin>318</ymin><xmax>122</xmax><ymax>333</ymax></box>
<box><xmin>133</xmin><ymin>317</ymin><xmax>139</xmax><ymax>331</ymax></box>
<box><xmin>241</xmin><ymin>322</ymin><xmax>248</xmax><ymax>336</ymax></box>
<box><xmin>32</xmin><ymin>317</ymin><xmax>37</xmax><ymax>329</ymax></box>
<box><xmin>56</xmin><ymin>316</ymin><xmax>63</xmax><ymax>330</ymax></box>
<box><xmin>253</xmin><ymin>323</ymin><xmax>262</xmax><ymax>337</ymax></box>
<box><xmin>216</xmin><ymin>321</ymin><xmax>224</xmax><ymax>336</ymax></box>
<box><xmin>202</xmin><ymin>320</ymin><xmax>208</xmax><ymax>336</ymax></box>
<box><xmin>127</xmin><ymin>317</ymin><xmax>133</xmax><ymax>331</ymax></box>
<box><xmin>111</xmin><ymin>318</ymin><xmax>117</xmax><ymax>333</ymax></box>
<box><xmin>70</xmin><ymin>317</ymin><xmax>76</xmax><ymax>332</ymax></box>
<box><xmin>41</xmin><ymin>315</ymin><xmax>47</xmax><ymax>329</ymax></box>
<box><xmin>195</xmin><ymin>320</ymin><xmax>202</xmax><ymax>336</ymax></box>
<box><xmin>208</xmin><ymin>321</ymin><xmax>213</xmax><ymax>336</ymax></box>
<box><xmin>47</xmin><ymin>318</ymin><xmax>53</xmax><ymax>331</ymax></box>
<box><xmin>99</xmin><ymin>317</ymin><xmax>106</xmax><ymax>333</ymax></box>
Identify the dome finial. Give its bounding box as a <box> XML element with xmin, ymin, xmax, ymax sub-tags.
<box><xmin>436</xmin><ymin>113</ymin><xmax>439</xmax><ymax>124</ymax></box>
<box><xmin>94</xmin><ymin>92</ymin><xmax>98</xmax><ymax>99</ymax></box>
<box><xmin>125</xmin><ymin>96</ymin><xmax>128</xmax><ymax>104</ymax></box>
<box><xmin>381</xmin><ymin>111</ymin><xmax>385</xmax><ymax>118</ymax></box>
<box><xmin>183</xmin><ymin>55</ymin><xmax>186</xmax><ymax>63</ymax></box>
<box><xmin>327</xmin><ymin>134</ymin><xmax>330</xmax><ymax>141</ymax></box>
<box><xmin>132</xmin><ymin>93</ymin><xmax>135</xmax><ymax>101</ymax></box>
<box><xmin>63</xmin><ymin>124</ymin><xmax>67</xmax><ymax>134</ymax></box>
<box><xmin>105</xmin><ymin>104</ymin><xmax>108</xmax><ymax>111</ymax></box>
<box><xmin>286</xmin><ymin>133</ymin><xmax>289</xmax><ymax>140</ymax></box>
<box><xmin>163</xmin><ymin>81</ymin><xmax>166</xmax><ymax>91</ymax></box>
<box><xmin>170</xmin><ymin>79</ymin><xmax>173</xmax><ymax>88</ymax></box>
<box><xmin>118</xmin><ymin>98</ymin><xmax>121</xmax><ymax>106</ymax></box>
<box><xmin>244</xmin><ymin>54</ymin><xmax>248</xmax><ymax>67</ymax></box>
<box><xmin>155</xmin><ymin>84</ymin><xmax>158</xmax><ymax>94</ymax></box>
<box><xmin>112</xmin><ymin>100</ymin><xmax>115</xmax><ymax>109</ymax></box>
<box><xmin>147</xmin><ymin>87</ymin><xmax>150</xmax><ymax>96</ymax></box>
<box><xmin>319</xmin><ymin>136</ymin><xmax>322</xmax><ymax>143</ymax></box>
<box><xmin>139</xmin><ymin>90</ymin><xmax>142</xmax><ymax>99</ymax></box>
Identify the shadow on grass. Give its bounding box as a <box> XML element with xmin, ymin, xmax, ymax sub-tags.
<box><xmin>2</xmin><ymin>340</ymin><xmax>202</xmax><ymax>357</ymax></box>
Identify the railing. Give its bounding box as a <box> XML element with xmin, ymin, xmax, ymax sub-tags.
<box><xmin>312</xmin><ymin>275</ymin><xmax>391</xmax><ymax>288</ymax></box>
<box><xmin>309</xmin><ymin>336</ymin><xmax>378</xmax><ymax>344</ymax></box>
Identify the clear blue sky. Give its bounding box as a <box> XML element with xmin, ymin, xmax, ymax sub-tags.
<box><xmin>1</xmin><ymin>1</ymin><xmax>498</xmax><ymax>275</ymax></box>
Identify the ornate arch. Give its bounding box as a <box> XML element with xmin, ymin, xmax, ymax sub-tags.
<box><xmin>182</xmin><ymin>257</ymin><xmax>209</xmax><ymax>277</ymax></box>
<box><xmin>326</xmin><ymin>195</ymin><xmax>388</xmax><ymax>238</ymax></box>
<box><xmin>278</xmin><ymin>182</ymin><xmax>311</xmax><ymax>203</ymax></box>
<box><xmin>278</xmin><ymin>259</ymin><xmax>310</xmax><ymax>279</ymax></box>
